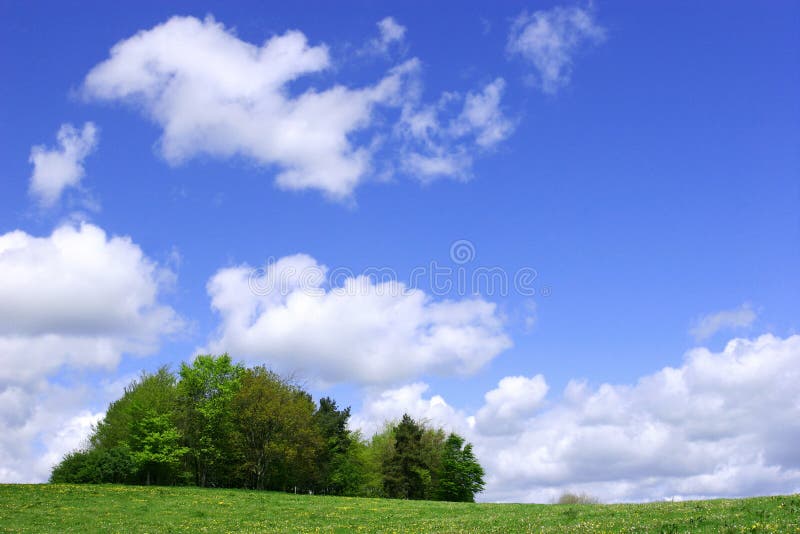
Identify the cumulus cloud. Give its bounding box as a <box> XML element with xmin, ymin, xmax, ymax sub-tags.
<box><xmin>690</xmin><ymin>303</ymin><xmax>757</xmax><ymax>341</ymax></box>
<box><xmin>0</xmin><ymin>223</ymin><xmax>179</xmax><ymax>482</ymax></box>
<box><xmin>474</xmin><ymin>375</ymin><xmax>548</xmax><ymax>436</ymax></box>
<box><xmin>29</xmin><ymin>122</ymin><xmax>98</xmax><ymax>207</ymax></box>
<box><xmin>352</xmin><ymin>334</ymin><xmax>800</xmax><ymax>503</ymax></box>
<box><xmin>507</xmin><ymin>6</ymin><xmax>606</xmax><ymax>94</ymax></box>
<box><xmin>205</xmin><ymin>254</ymin><xmax>511</xmax><ymax>385</ymax></box>
<box><xmin>82</xmin><ymin>15</ymin><xmax>513</xmax><ymax>197</ymax></box>
<box><xmin>0</xmin><ymin>375</ymin><xmax>134</xmax><ymax>483</ymax></box>
<box><xmin>82</xmin><ymin>15</ymin><xmax>418</xmax><ymax>200</ymax></box>
<box><xmin>350</xmin><ymin>383</ymin><xmax>469</xmax><ymax>438</ymax></box>
<box><xmin>0</xmin><ymin>223</ymin><xmax>182</xmax><ymax>384</ymax></box>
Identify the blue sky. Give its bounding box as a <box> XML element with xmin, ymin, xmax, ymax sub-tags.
<box><xmin>1</xmin><ymin>1</ymin><xmax>798</xmax><ymax>502</ymax></box>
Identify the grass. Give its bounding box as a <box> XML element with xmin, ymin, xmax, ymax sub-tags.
<box><xmin>0</xmin><ymin>485</ymin><xmax>798</xmax><ymax>533</ymax></box>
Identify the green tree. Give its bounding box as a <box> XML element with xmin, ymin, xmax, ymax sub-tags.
<box><xmin>360</xmin><ymin>427</ymin><xmax>395</xmax><ymax>497</ymax></box>
<box><xmin>436</xmin><ymin>433</ymin><xmax>485</xmax><ymax>502</ymax></box>
<box><xmin>419</xmin><ymin>427</ymin><xmax>446</xmax><ymax>499</ymax></box>
<box><xmin>124</xmin><ymin>368</ymin><xmax>186</xmax><ymax>485</ymax></box>
<box><xmin>232</xmin><ymin>366</ymin><xmax>321</xmax><ymax>491</ymax></box>
<box><xmin>130</xmin><ymin>413</ymin><xmax>188</xmax><ymax>485</ymax></box>
<box><xmin>313</xmin><ymin>397</ymin><xmax>353</xmax><ymax>494</ymax></box>
<box><xmin>383</xmin><ymin>414</ymin><xmax>429</xmax><ymax>499</ymax></box>
<box><xmin>81</xmin><ymin>367</ymin><xmax>183</xmax><ymax>485</ymax></box>
<box><xmin>325</xmin><ymin>430</ymin><xmax>376</xmax><ymax>496</ymax></box>
<box><xmin>177</xmin><ymin>354</ymin><xmax>244</xmax><ymax>487</ymax></box>
<box><xmin>91</xmin><ymin>367</ymin><xmax>178</xmax><ymax>451</ymax></box>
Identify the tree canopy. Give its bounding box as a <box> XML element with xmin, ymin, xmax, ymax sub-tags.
<box><xmin>51</xmin><ymin>355</ymin><xmax>485</xmax><ymax>502</ymax></box>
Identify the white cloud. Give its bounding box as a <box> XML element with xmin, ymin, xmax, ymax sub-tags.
<box><xmin>690</xmin><ymin>303</ymin><xmax>757</xmax><ymax>341</ymax></box>
<box><xmin>507</xmin><ymin>6</ymin><xmax>606</xmax><ymax>94</ymax></box>
<box><xmin>82</xmin><ymin>15</ymin><xmax>417</xmax><ymax>200</ymax></box>
<box><xmin>205</xmin><ymin>254</ymin><xmax>511</xmax><ymax>385</ymax></box>
<box><xmin>379</xmin><ymin>17</ymin><xmax>406</xmax><ymax>45</ymax></box>
<box><xmin>365</xmin><ymin>17</ymin><xmax>407</xmax><ymax>56</ymax></box>
<box><xmin>450</xmin><ymin>78</ymin><xmax>514</xmax><ymax>148</ymax></box>
<box><xmin>0</xmin><ymin>223</ymin><xmax>178</xmax><ymax>482</ymax></box>
<box><xmin>350</xmin><ymin>383</ymin><xmax>470</xmax><ymax>438</ymax></box>
<box><xmin>83</xmin><ymin>15</ymin><xmax>514</xmax><ymax>197</ymax></box>
<box><xmin>35</xmin><ymin>410</ymin><xmax>104</xmax><ymax>481</ymax></box>
<box><xmin>522</xmin><ymin>299</ymin><xmax>538</xmax><ymax>331</ymax></box>
<box><xmin>29</xmin><ymin>122</ymin><xmax>98</xmax><ymax>207</ymax></box>
<box><xmin>352</xmin><ymin>334</ymin><xmax>800</xmax><ymax>502</ymax></box>
<box><xmin>404</xmin><ymin>152</ymin><xmax>470</xmax><ymax>179</ymax></box>
<box><xmin>0</xmin><ymin>376</ymin><xmax>132</xmax><ymax>483</ymax></box>
<box><xmin>474</xmin><ymin>375</ymin><xmax>548</xmax><ymax>436</ymax></box>
<box><xmin>0</xmin><ymin>223</ymin><xmax>182</xmax><ymax>384</ymax></box>
<box><xmin>398</xmin><ymin>78</ymin><xmax>514</xmax><ymax>181</ymax></box>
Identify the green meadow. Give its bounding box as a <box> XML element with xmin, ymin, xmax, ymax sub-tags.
<box><xmin>1</xmin><ymin>484</ymin><xmax>798</xmax><ymax>533</ymax></box>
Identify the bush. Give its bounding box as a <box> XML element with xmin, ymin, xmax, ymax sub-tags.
<box><xmin>50</xmin><ymin>445</ymin><xmax>136</xmax><ymax>484</ymax></box>
<box><xmin>557</xmin><ymin>492</ymin><xmax>600</xmax><ymax>505</ymax></box>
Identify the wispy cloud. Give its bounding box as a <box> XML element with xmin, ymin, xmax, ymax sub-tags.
<box><xmin>507</xmin><ymin>5</ymin><xmax>606</xmax><ymax>94</ymax></box>
<box><xmin>398</xmin><ymin>78</ymin><xmax>515</xmax><ymax>181</ymax></box>
<box><xmin>690</xmin><ymin>303</ymin><xmax>758</xmax><ymax>341</ymax></box>
<box><xmin>363</xmin><ymin>16</ymin><xmax>407</xmax><ymax>56</ymax></box>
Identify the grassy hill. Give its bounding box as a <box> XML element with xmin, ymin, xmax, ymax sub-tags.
<box><xmin>0</xmin><ymin>484</ymin><xmax>797</xmax><ymax>533</ymax></box>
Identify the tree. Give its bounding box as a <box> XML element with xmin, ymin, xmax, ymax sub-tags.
<box><xmin>361</xmin><ymin>427</ymin><xmax>395</xmax><ymax>497</ymax></box>
<box><xmin>383</xmin><ymin>414</ymin><xmax>429</xmax><ymax>499</ymax></box>
<box><xmin>436</xmin><ymin>433</ymin><xmax>485</xmax><ymax>502</ymax></box>
<box><xmin>313</xmin><ymin>397</ymin><xmax>353</xmax><ymax>494</ymax></box>
<box><xmin>130</xmin><ymin>413</ymin><xmax>188</xmax><ymax>485</ymax></box>
<box><xmin>124</xmin><ymin>368</ymin><xmax>186</xmax><ymax>485</ymax></box>
<box><xmin>81</xmin><ymin>367</ymin><xmax>184</xmax><ymax>485</ymax></box>
<box><xmin>232</xmin><ymin>366</ymin><xmax>321</xmax><ymax>491</ymax></box>
<box><xmin>419</xmin><ymin>427</ymin><xmax>446</xmax><ymax>499</ymax></box>
<box><xmin>327</xmin><ymin>434</ymin><xmax>371</xmax><ymax>496</ymax></box>
<box><xmin>91</xmin><ymin>367</ymin><xmax>178</xmax><ymax>451</ymax></box>
<box><xmin>177</xmin><ymin>354</ymin><xmax>244</xmax><ymax>487</ymax></box>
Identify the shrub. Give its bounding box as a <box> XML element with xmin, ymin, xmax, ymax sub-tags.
<box><xmin>557</xmin><ymin>492</ymin><xmax>600</xmax><ymax>505</ymax></box>
<box><xmin>50</xmin><ymin>445</ymin><xmax>136</xmax><ymax>484</ymax></box>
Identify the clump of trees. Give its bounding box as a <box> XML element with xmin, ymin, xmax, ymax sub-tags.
<box><xmin>51</xmin><ymin>355</ymin><xmax>485</xmax><ymax>502</ymax></box>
